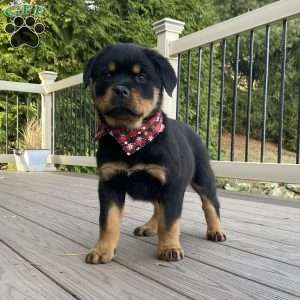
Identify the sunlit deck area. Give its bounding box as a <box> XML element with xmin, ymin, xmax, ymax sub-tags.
<box><xmin>0</xmin><ymin>171</ymin><xmax>299</xmax><ymax>300</ymax></box>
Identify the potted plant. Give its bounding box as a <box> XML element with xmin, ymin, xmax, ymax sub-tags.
<box><xmin>14</xmin><ymin>118</ymin><xmax>49</xmax><ymax>172</ymax></box>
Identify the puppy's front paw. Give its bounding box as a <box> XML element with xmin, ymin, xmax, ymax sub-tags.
<box><xmin>207</xmin><ymin>230</ymin><xmax>227</xmax><ymax>242</ymax></box>
<box><xmin>158</xmin><ymin>246</ymin><xmax>184</xmax><ymax>261</ymax></box>
<box><xmin>134</xmin><ymin>225</ymin><xmax>157</xmax><ymax>237</ymax></box>
<box><xmin>85</xmin><ymin>247</ymin><xmax>115</xmax><ymax>264</ymax></box>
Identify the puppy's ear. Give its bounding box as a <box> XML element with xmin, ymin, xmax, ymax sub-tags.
<box><xmin>144</xmin><ymin>49</ymin><xmax>177</xmax><ymax>96</ymax></box>
<box><xmin>83</xmin><ymin>56</ymin><xmax>96</xmax><ymax>88</ymax></box>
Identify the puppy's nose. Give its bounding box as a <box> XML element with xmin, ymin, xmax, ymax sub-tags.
<box><xmin>113</xmin><ymin>85</ymin><xmax>130</xmax><ymax>98</ymax></box>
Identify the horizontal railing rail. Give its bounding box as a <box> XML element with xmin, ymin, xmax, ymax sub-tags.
<box><xmin>0</xmin><ymin>80</ymin><xmax>44</xmax><ymax>94</ymax></box>
<box><xmin>170</xmin><ymin>0</ymin><xmax>300</xmax><ymax>55</ymax></box>
<box><xmin>45</xmin><ymin>74</ymin><xmax>83</xmax><ymax>93</ymax></box>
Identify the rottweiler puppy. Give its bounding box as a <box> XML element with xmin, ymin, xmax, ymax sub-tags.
<box><xmin>83</xmin><ymin>43</ymin><xmax>226</xmax><ymax>264</ymax></box>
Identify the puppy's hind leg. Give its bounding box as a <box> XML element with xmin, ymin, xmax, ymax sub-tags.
<box><xmin>134</xmin><ymin>202</ymin><xmax>160</xmax><ymax>237</ymax></box>
<box><xmin>191</xmin><ymin>164</ymin><xmax>226</xmax><ymax>242</ymax></box>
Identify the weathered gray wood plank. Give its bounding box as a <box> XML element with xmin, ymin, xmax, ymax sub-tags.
<box><xmin>0</xmin><ymin>241</ymin><xmax>74</xmax><ymax>300</ymax></box>
<box><xmin>0</xmin><ymin>210</ymin><xmax>186</xmax><ymax>300</ymax></box>
<box><xmin>121</xmin><ymin>217</ymin><xmax>300</xmax><ymax>296</ymax></box>
<box><xmin>4</xmin><ymin>178</ymin><xmax>299</xmax><ymax>248</ymax></box>
<box><xmin>126</xmin><ymin>200</ymin><xmax>300</xmax><ymax>246</ymax></box>
<box><xmin>3</xmin><ymin>172</ymin><xmax>300</xmax><ymax>220</ymax></box>
<box><xmin>1</xmin><ymin>183</ymin><xmax>300</xmax><ymax>268</ymax></box>
<box><xmin>3</xmin><ymin>190</ymin><xmax>300</xmax><ymax>297</ymax></box>
<box><xmin>2</xmin><ymin>177</ymin><xmax>300</xmax><ymax>240</ymax></box>
<box><xmin>3</xmin><ymin>172</ymin><xmax>300</xmax><ymax>226</ymax></box>
<box><xmin>0</xmin><ymin>194</ymin><xmax>299</xmax><ymax>300</ymax></box>
<box><xmin>126</xmin><ymin>202</ymin><xmax>300</xmax><ymax>261</ymax></box>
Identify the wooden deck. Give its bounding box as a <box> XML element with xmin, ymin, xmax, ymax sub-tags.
<box><xmin>0</xmin><ymin>172</ymin><xmax>300</xmax><ymax>300</ymax></box>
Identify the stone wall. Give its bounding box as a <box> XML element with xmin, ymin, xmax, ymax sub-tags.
<box><xmin>217</xmin><ymin>178</ymin><xmax>300</xmax><ymax>200</ymax></box>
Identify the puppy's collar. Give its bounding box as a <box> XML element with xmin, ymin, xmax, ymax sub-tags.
<box><xmin>96</xmin><ymin>111</ymin><xmax>165</xmax><ymax>156</ymax></box>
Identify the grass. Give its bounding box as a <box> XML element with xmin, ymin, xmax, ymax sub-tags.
<box><xmin>21</xmin><ymin>119</ymin><xmax>42</xmax><ymax>149</ymax></box>
<box><xmin>221</xmin><ymin>133</ymin><xmax>296</xmax><ymax>163</ymax></box>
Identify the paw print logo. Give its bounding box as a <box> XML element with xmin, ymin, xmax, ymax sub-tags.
<box><xmin>5</xmin><ymin>16</ymin><xmax>45</xmax><ymax>48</ymax></box>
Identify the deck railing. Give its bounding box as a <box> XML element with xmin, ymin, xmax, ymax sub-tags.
<box><xmin>1</xmin><ymin>0</ymin><xmax>300</xmax><ymax>183</ymax></box>
<box><xmin>174</xmin><ymin>0</ymin><xmax>300</xmax><ymax>164</ymax></box>
<box><xmin>0</xmin><ymin>91</ymin><xmax>41</xmax><ymax>154</ymax></box>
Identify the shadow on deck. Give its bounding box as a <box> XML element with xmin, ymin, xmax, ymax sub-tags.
<box><xmin>0</xmin><ymin>172</ymin><xmax>300</xmax><ymax>300</ymax></box>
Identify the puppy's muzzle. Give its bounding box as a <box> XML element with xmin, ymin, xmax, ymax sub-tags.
<box><xmin>104</xmin><ymin>85</ymin><xmax>142</xmax><ymax>118</ymax></box>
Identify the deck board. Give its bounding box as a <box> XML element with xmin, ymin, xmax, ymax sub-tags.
<box><xmin>0</xmin><ymin>171</ymin><xmax>300</xmax><ymax>300</ymax></box>
<box><xmin>1</xmin><ymin>189</ymin><xmax>300</xmax><ymax>297</ymax></box>
<box><xmin>0</xmin><ymin>207</ymin><xmax>187</xmax><ymax>300</ymax></box>
<box><xmin>2</xmin><ymin>182</ymin><xmax>300</xmax><ymax>266</ymax></box>
<box><xmin>0</xmin><ymin>241</ymin><xmax>74</xmax><ymax>300</ymax></box>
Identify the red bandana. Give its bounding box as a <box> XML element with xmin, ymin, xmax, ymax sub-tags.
<box><xmin>95</xmin><ymin>111</ymin><xmax>165</xmax><ymax>156</ymax></box>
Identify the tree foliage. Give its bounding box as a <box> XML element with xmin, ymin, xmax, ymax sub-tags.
<box><xmin>0</xmin><ymin>0</ymin><xmax>218</xmax><ymax>82</ymax></box>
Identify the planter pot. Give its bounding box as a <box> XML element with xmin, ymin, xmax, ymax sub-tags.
<box><xmin>14</xmin><ymin>149</ymin><xmax>49</xmax><ymax>172</ymax></box>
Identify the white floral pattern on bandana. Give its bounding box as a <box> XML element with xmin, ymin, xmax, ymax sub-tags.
<box><xmin>96</xmin><ymin>111</ymin><xmax>165</xmax><ymax>155</ymax></box>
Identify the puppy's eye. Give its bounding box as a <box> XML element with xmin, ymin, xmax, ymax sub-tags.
<box><xmin>136</xmin><ymin>73</ymin><xmax>146</xmax><ymax>83</ymax></box>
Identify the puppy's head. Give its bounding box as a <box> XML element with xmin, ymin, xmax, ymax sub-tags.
<box><xmin>83</xmin><ymin>43</ymin><xmax>177</xmax><ymax>129</ymax></box>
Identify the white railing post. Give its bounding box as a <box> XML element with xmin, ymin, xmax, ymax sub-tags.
<box><xmin>39</xmin><ymin>71</ymin><xmax>57</xmax><ymax>153</ymax></box>
<box><xmin>153</xmin><ymin>18</ymin><xmax>185</xmax><ymax>119</ymax></box>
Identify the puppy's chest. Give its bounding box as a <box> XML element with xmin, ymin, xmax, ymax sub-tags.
<box><xmin>100</xmin><ymin>162</ymin><xmax>167</xmax><ymax>184</ymax></box>
<box><xmin>99</xmin><ymin>162</ymin><xmax>167</xmax><ymax>199</ymax></box>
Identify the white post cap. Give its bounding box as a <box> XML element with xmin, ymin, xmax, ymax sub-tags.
<box><xmin>153</xmin><ymin>18</ymin><xmax>185</xmax><ymax>36</ymax></box>
<box><xmin>39</xmin><ymin>71</ymin><xmax>58</xmax><ymax>85</ymax></box>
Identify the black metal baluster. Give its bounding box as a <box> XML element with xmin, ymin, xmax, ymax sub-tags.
<box><xmin>231</xmin><ymin>35</ymin><xmax>240</xmax><ymax>161</ymax></box>
<box><xmin>72</xmin><ymin>87</ymin><xmax>76</xmax><ymax>156</ymax></box>
<box><xmin>245</xmin><ymin>30</ymin><xmax>255</xmax><ymax>162</ymax></box>
<box><xmin>59</xmin><ymin>91</ymin><xmax>63</xmax><ymax>154</ymax></box>
<box><xmin>60</xmin><ymin>90</ymin><xmax>67</xmax><ymax>155</ymax></box>
<box><xmin>69</xmin><ymin>88</ymin><xmax>73</xmax><ymax>155</ymax></box>
<box><xmin>278</xmin><ymin>19</ymin><xmax>288</xmax><ymax>163</ymax></box>
<box><xmin>94</xmin><ymin>105</ymin><xmax>97</xmax><ymax>155</ymax></box>
<box><xmin>66</xmin><ymin>89</ymin><xmax>70</xmax><ymax>154</ymax></box>
<box><xmin>64</xmin><ymin>90</ymin><xmax>67</xmax><ymax>154</ymax></box>
<box><xmin>89</xmin><ymin>92</ymin><xmax>92</xmax><ymax>156</ymax></box>
<box><xmin>37</xmin><ymin>97</ymin><xmax>40</xmax><ymax>120</ymax></box>
<box><xmin>55</xmin><ymin>91</ymin><xmax>59</xmax><ymax>154</ymax></box>
<box><xmin>59</xmin><ymin>92</ymin><xmax>63</xmax><ymax>154</ymax></box>
<box><xmin>52</xmin><ymin>92</ymin><xmax>55</xmax><ymax>155</ymax></box>
<box><xmin>74</xmin><ymin>87</ymin><xmax>77</xmax><ymax>155</ymax></box>
<box><xmin>196</xmin><ymin>48</ymin><xmax>202</xmax><ymax>134</ymax></box>
<box><xmin>297</xmin><ymin>69</ymin><xmax>300</xmax><ymax>164</ymax></box>
<box><xmin>26</xmin><ymin>95</ymin><xmax>30</xmax><ymax>122</ymax></box>
<box><xmin>58</xmin><ymin>91</ymin><xmax>62</xmax><ymax>154</ymax></box>
<box><xmin>261</xmin><ymin>25</ymin><xmax>270</xmax><ymax>163</ymax></box>
<box><xmin>176</xmin><ymin>53</ymin><xmax>181</xmax><ymax>120</ymax></box>
<box><xmin>80</xmin><ymin>84</ymin><xmax>84</xmax><ymax>155</ymax></box>
<box><xmin>206</xmin><ymin>43</ymin><xmax>214</xmax><ymax>148</ymax></box>
<box><xmin>185</xmin><ymin>50</ymin><xmax>192</xmax><ymax>124</ymax></box>
<box><xmin>83</xmin><ymin>87</ymin><xmax>87</xmax><ymax>156</ymax></box>
<box><xmin>218</xmin><ymin>40</ymin><xmax>226</xmax><ymax>160</ymax></box>
<box><xmin>68</xmin><ymin>88</ymin><xmax>72</xmax><ymax>155</ymax></box>
<box><xmin>16</xmin><ymin>95</ymin><xmax>19</xmax><ymax>149</ymax></box>
<box><xmin>5</xmin><ymin>95</ymin><xmax>8</xmax><ymax>154</ymax></box>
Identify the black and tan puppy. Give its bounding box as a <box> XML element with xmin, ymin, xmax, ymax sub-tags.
<box><xmin>84</xmin><ymin>43</ymin><xmax>226</xmax><ymax>264</ymax></box>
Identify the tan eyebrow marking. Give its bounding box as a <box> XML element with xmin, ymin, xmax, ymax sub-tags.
<box><xmin>132</xmin><ymin>64</ymin><xmax>141</xmax><ymax>74</ymax></box>
<box><xmin>108</xmin><ymin>62</ymin><xmax>116</xmax><ymax>72</ymax></box>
